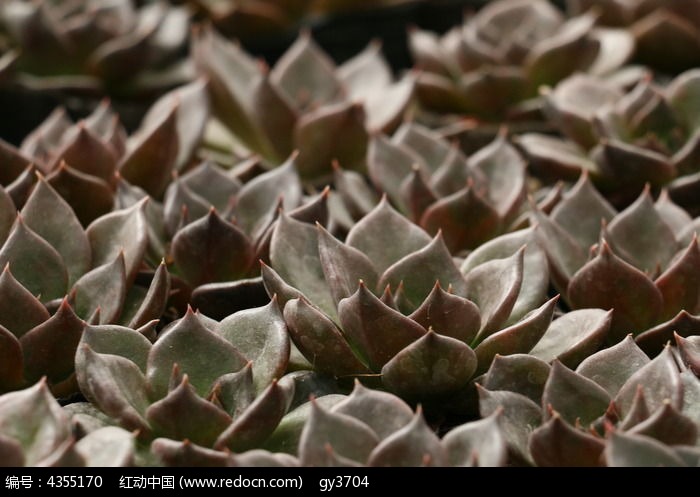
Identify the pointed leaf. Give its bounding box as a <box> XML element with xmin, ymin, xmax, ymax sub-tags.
<box><xmin>368</xmin><ymin>410</ymin><xmax>446</xmax><ymax>467</ymax></box>
<box><xmin>605</xmin><ymin>432</ymin><xmax>685</xmax><ymax>467</ymax></box>
<box><xmin>338</xmin><ymin>282</ymin><xmax>426</xmax><ymax>370</ymax></box>
<box><xmin>530</xmin><ymin>309</ymin><xmax>612</xmax><ymax>368</ymax></box>
<box><xmin>655</xmin><ymin>238</ymin><xmax>700</xmax><ymax>320</ymax></box>
<box><xmin>443</xmin><ymin>412</ymin><xmax>508</xmax><ymax>467</ymax></box>
<box><xmin>409</xmin><ymin>282</ymin><xmax>481</xmax><ymax>344</ymax></box>
<box><xmin>0</xmin><ymin>326</ymin><xmax>23</xmax><ymax>391</ymax></box>
<box><xmin>127</xmin><ymin>261</ymin><xmax>170</xmax><ymax>329</ymax></box>
<box><xmin>162</xmin><ymin>178</ymin><xmax>210</xmax><ymax>237</ymax></box>
<box><xmin>628</xmin><ymin>401</ymin><xmax>698</xmax><ymax>446</ymax></box>
<box><xmin>47</xmin><ymin>164</ymin><xmax>114</xmax><ymax>226</ymax></box>
<box><xmin>532</xmin><ymin>213</ymin><xmax>588</xmax><ymax>293</ymax></box>
<box><xmin>529</xmin><ymin>414</ymin><xmax>604</xmax><ymax>467</ymax></box>
<box><xmin>0</xmin><ymin>266</ymin><xmax>50</xmax><ymax>337</ymax></box>
<box><xmin>367</xmin><ymin>135</ymin><xmax>425</xmax><ymax>210</ymax></box>
<box><xmin>147</xmin><ymin>309</ymin><xmax>248</xmax><ymax>399</ymax></box>
<box><xmin>400</xmin><ymin>166</ymin><xmax>438</xmax><ymax>223</ymax></box>
<box><xmin>482</xmin><ymin>354</ymin><xmax>551</xmax><ymax>404</ymax></box>
<box><xmin>52</xmin><ymin>125</ymin><xmax>117</xmax><ymax>183</ymax></box>
<box><xmin>80</xmin><ymin>324</ymin><xmax>152</xmax><ymax>373</ymax></box>
<box><xmin>72</xmin><ymin>254</ymin><xmax>127</xmax><ymax>325</ymax></box>
<box><xmin>75</xmin><ymin>426</ymin><xmax>134</xmax><ymax>467</ymax></box>
<box><xmin>180</xmin><ymin>161</ymin><xmax>240</xmax><ymax>213</ymax></box>
<box><xmin>209</xmin><ymin>363</ymin><xmax>255</xmax><ymax>419</ymax></box>
<box><xmin>542</xmin><ymin>361</ymin><xmax>610</xmax><ymax>426</ymax></box>
<box><xmin>0</xmin><ymin>217</ymin><xmax>68</xmax><ymax>301</ymax></box>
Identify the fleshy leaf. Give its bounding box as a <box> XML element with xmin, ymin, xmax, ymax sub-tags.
<box><xmin>80</xmin><ymin>325</ymin><xmax>152</xmax><ymax>373</ymax></box>
<box><xmin>628</xmin><ymin>401</ymin><xmax>698</xmax><ymax>446</ymax></box>
<box><xmin>180</xmin><ymin>161</ymin><xmax>241</xmax><ymax>213</ymax></box>
<box><xmin>0</xmin><ymin>217</ymin><xmax>68</xmax><ymax>302</ymax></box>
<box><xmin>0</xmin><ymin>326</ymin><xmax>23</xmax><ymax>392</ymax></box>
<box><xmin>464</xmin><ymin>248</ymin><xmax>524</xmax><ymax>339</ymax></box>
<box><xmin>270</xmin><ymin>213</ymin><xmax>337</xmax><ymax>322</ymax></box>
<box><xmin>0</xmin><ymin>381</ymin><xmax>70</xmax><ymax>466</ymax></box>
<box><xmin>51</xmin><ymin>125</ymin><xmax>116</xmax><ymax>184</ymax></box>
<box><xmin>75</xmin><ymin>426</ymin><xmax>134</xmax><ymax>467</ymax></box>
<box><xmin>209</xmin><ymin>363</ymin><xmax>255</xmax><ymax>419</ymax></box>
<box><xmin>474</xmin><ymin>297</ymin><xmax>558</xmax><ymax>374</ymax></box>
<box><xmin>368</xmin><ymin>409</ymin><xmax>446</xmax><ymax>467</ymax></box>
<box><xmin>655</xmin><ymin>237</ymin><xmax>700</xmax><ymax>320</ymax></box>
<box><xmin>283</xmin><ymin>297</ymin><xmax>369</xmax><ymax>377</ymax></box>
<box><xmin>378</xmin><ymin>233</ymin><xmax>468</xmax><ymax>311</ymax></box>
<box><xmin>75</xmin><ymin>345</ymin><xmax>150</xmax><ymax>433</ymax></box>
<box><xmin>163</xmin><ymin>178</ymin><xmax>210</xmax><ymax>237</ymax></box>
<box><xmin>146</xmin><ymin>376</ymin><xmax>231</xmax><ymax>446</ymax></box>
<box><xmin>261</xmin><ymin>262</ymin><xmax>305</xmax><ymax>310</ymax></box>
<box><xmin>0</xmin><ymin>185</ymin><xmax>15</xmax><ymax>246</ymax></box>
<box><xmin>442</xmin><ymin>412</ymin><xmax>508</xmax><ymax>467</ymax></box>
<box><xmin>72</xmin><ymin>253</ymin><xmax>127</xmax><ymax>325</ymax></box>
<box><xmin>317</xmin><ymin>224</ymin><xmax>378</xmax><ymax>304</ymax></box>
<box><xmin>420</xmin><ymin>185</ymin><xmax>501</xmax><ymax>252</ymax></box>
<box><xmin>346</xmin><ymin>197</ymin><xmax>431</xmax><ymax>274</ymax></box>
<box><xmin>576</xmin><ymin>335</ymin><xmax>650</xmax><ymax>398</ymax></box>
<box><xmin>530</xmin><ymin>309</ymin><xmax>612</xmax><ymax>368</ymax></box>
<box><xmin>86</xmin><ymin>200</ymin><xmax>148</xmax><ymax>283</ymax></box>
<box><xmin>47</xmin><ymin>163</ymin><xmax>114</xmax><ymax>226</ymax></box>
<box><xmin>381</xmin><ymin>330</ymin><xmax>477</xmax><ymax>399</ymax></box>
<box><xmin>529</xmin><ymin>414</ymin><xmax>604</xmax><ymax>467</ymax></box>
<box><xmin>217</xmin><ymin>299</ymin><xmax>290</xmax><ymax>393</ymax></box>
<box><xmin>409</xmin><ymin>282</ymin><xmax>481</xmax><ymax>344</ymax></box>
<box><xmin>367</xmin><ymin>135</ymin><xmax>425</xmax><ymax>211</ymax></box>
<box><xmin>215</xmin><ymin>380</ymin><xmax>291</xmax><ymax>453</ymax></box>
<box><xmin>151</xmin><ymin>438</ymin><xmax>235</xmax><ymax>467</ymax></box>
<box><xmin>0</xmin><ymin>266</ymin><xmax>50</xmax><ymax>337</ymax></box>
<box><xmin>605</xmin><ymin>432</ymin><xmax>685</xmax><ymax>467</ymax></box>
<box><xmin>676</xmin><ymin>334</ymin><xmax>700</xmax><ymax>375</ymax></box>
<box><xmin>542</xmin><ymin>361</ymin><xmax>611</xmax><ymax>427</ymax></box>
<box><xmin>615</xmin><ymin>347</ymin><xmax>683</xmax><ymax>417</ymax></box>
<box><xmin>21</xmin><ymin>177</ymin><xmax>91</xmax><ymax>285</ymax></box>
<box><xmin>400</xmin><ymin>166</ymin><xmax>438</xmax><ymax>223</ymax></box>
<box><xmin>147</xmin><ymin>309</ymin><xmax>248</xmax><ymax>399</ymax></box>
<box><xmin>0</xmin><ymin>434</ymin><xmax>25</xmax><ymax>467</ymax></box>
<box><xmin>655</xmin><ymin>190</ymin><xmax>692</xmax><ymax>237</ymax></box>
<box><xmin>567</xmin><ymin>241</ymin><xmax>663</xmax><ymax>338</ymax></box>
<box><xmin>127</xmin><ymin>261</ymin><xmax>170</xmax><ymax>329</ymax></box>
<box><xmin>20</xmin><ymin>299</ymin><xmax>85</xmax><ymax>385</ymax></box>
<box><xmin>338</xmin><ymin>282</ymin><xmax>426</xmax><ymax>370</ymax></box>
<box><xmin>172</xmin><ymin>209</ymin><xmax>254</xmax><ymax>287</ymax></box>
<box><xmin>482</xmin><ymin>354</ymin><xmax>551</xmax><ymax>404</ymax></box>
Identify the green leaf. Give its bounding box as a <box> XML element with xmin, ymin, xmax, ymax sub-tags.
<box><xmin>482</xmin><ymin>354</ymin><xmax>551</xmax><ymax>404</ymax></box>
<box><xmin>368</xmin><ymin>410</ymin><xmax>446</xmax><ymax>467</ymax></box>
<box><xmin>442</xmin><ymin>412</ymin><xmax>508</xmax><ymax>467</ymax></box>
<box><xmin>381</xmin><ymin>330</ymin><xmax>477</xmax><ymax>399</ymax></box>
<box><xmin>409</xmin><ymin>282</ymin><xmax>481</xmax><ymax>344</ymax></box>
<box><xmin>0</xmin><ymin>216</ymin><xmax>68</xmax><ymax>302</ymax></box>
<box><xmin>529</xmin><ymin>414</ymin><xmax>604</xmax><ymax>467</ymax></box>
<box><xmin>147</xmin><ymin>309</ymin><xmax>248</xmax><ymax>399</ymax></box>
<box><xmin>542</xmin><ymin>361</ymin><xmax>610</xmax><ymax>427</ymax></box>
<box><xmin>86</xmin><ymin>200</ymin><xmax>148</xmax><ymax>283</ymax></box>
<box><xmin>346</xmin><ymin>197</ymin><xmax>431</xmax><ymax>274</ymax></box>
<box><xmin>146</xmin><ymin>376</ymin><xmax>231</xmax><ymax>446</ymax></box>
<box><xmin>338</xmin><ymin>282</ymin><xmax>426</xmax><ymax>371</ymax></box>
<box><xmin>530</xmin><ymin>309</ymin><xmax>612</xmax><ymax>368</ymax></box>
<box><xmin>72</xmin><ymin>253</ymin><xmax>127</xmax><ymax>325</ymax></box>
<box><xmin>0</xmin><ymin>265</ymin><xmax>50</xmax><ymax>337</ymax></box>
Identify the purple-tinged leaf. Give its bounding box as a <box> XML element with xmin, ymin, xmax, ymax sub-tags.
<box><xmin>577</xmin><ymin>336</ymin><xmax>650</xmax><ymax>398</ymax></box>
<box><xmin>675</xmin><ymin>334</ymin><xmax>700</xmax><ymax>376</ymax></box>
<box><xmin>289</xmin><ymin>189</ymin><xmax>330</xmax><ymax>227</ymax></box>
<box><xmin>0</xmin><ymin>434</ymin><xmax>24</xmax><ymax>467</ymax></box>
<box><xmin>628</xmin><ymin>401</ymin><xmax>697</xmax><ymax>446</ymax></box>
<box><xmin>365</xmin><ymin>76</ymin><xmax>415</xmax><ymax>133</ymax></box>
<box><xmin>655</xmin><ymin>237</ymin><xmax>700</xmax><ymax>320</ymax></box>
<box><xmin>75</xmin><ymin>345</ymin><xmax>150</xmax><ymax>433</ymax></box>
<box><xmin>567</xmin><ymin>241</ymin><xmax>663</xmax><ymax>338</ymax></box>
<box><xmin>420</xmin><ymin>185</ymin><xmax>501</xmax><ymax>253</ymax></box>
<box><xmin>367</xmin><ymin>135</ymin><xmax>425</xmax><ymax>211</ymax></box>
<box><xmin>636</xmin><ymin>311</ymin><xmax>700</xmax><ymax>355</ymax></box>
<box><xmin>482</xmin><ymin>354</ymin><xmax>551</xmax><ymax>404</ymax></box>
<box><xmin>21</xmin><ymin>176</ymin><xmax>91</xmax><ymax>285</ymax></box>
<box><xmin>233</xmin><ymin>450</ymin><xmax>299</xmax><ymax>467</ymax></box>
<box><xmin>146</xmin><ymin>376</ymin><xmax>231</xmax><ymax>446</ymax></box>
<box><xmin>181</xmin><ymin>161</ymin><xmax>241</xmax><ymax>213</ymax></box>
<box><xmin>400</xmin><ymin>166</ymin><xmax>437</xmax><ymax>224</ymax></box>
<box><xmin>284</xmin><ymin>297</ymin><xmax>369</xmax><ymax>377</ymax></box>
<box><xmin>172</xmin><ymin>209</ymin><xmax>254</xmax><ymax>287</ymax></box>
<box><xmin>191</xmin><ymin>277</ymin><xmax>270</xmax><ymax>322</ymax></box>
<box><xmin>529</xmin><ymin>414</ymin><xmax>604</xmax><ymax>467</ymax></box>
<box><xmin>443</xmin><ymin>412</ymin><xmax>507</xmax><ymax>467</ymax></box>
<box><xmin>317</xmin><ymin>224</ymin><xmax>378</xmax><ymax>305</ymax></box>
<box><xmin>392</xmin><ymin>123</ymin><xmax>451</xmax><ymax>169</ymax></box>
<box><xmin>20</xmin><ymin>299</ymin><xmax>84</xmax><ymax>385</ymax></box>
<box><xmin>0</xmin><ymin>265</ymin><xmax>50</xmax><ymax>337</ymax></box>
<box><xmin>338</xmin><ymin>41</ymin><xmax>392</xmax><ymax>102</ymax></box>
<box><xmin>47</xmin><ymin>163</ymin><xmax>114</xmax><ymax>226</ymax></box>
<box><xmin>542</xmin><ymin>361</ymin><xmax>611</xmax><ymax>426</ymax></box>
<box><xmin>208</xmin><ymin>363</ymin><xmax>255</xmax><ymax>419</ymax></box>
<box><xmin>607</xmin><ymin>188</ymin><xmax>678</xmax><ymax>273</ymax></box>
<box><xmin>616</xmin><ymin>347</ymin><xmax>683</xmax><ymax>417</ymax></box>
<box><xmin>655</xmin><ymin>190</ymin><xmax>692</xmax><ymax>238</ymax></box>
<box><xmin>619</xmin><ymin>386</ymin><xmax>651</xmax><ymax>431</ymax></box>
<box><xmin>680</xmin><ymin>371</ymin><xmax>700</xmax><ymax>426</ymax></box>
<box><xmin>0</xmin><ymin>381</ymin><xmax>70</xmax><ymax>465</ymax></box>
<box><xmin>72</xmin><ymin>253</ymin><xmax>127</xmax><ymax>325</ymax></box>
<box><xmin>346</xmin><ymin>197</ymin><xmax>431</xmax><ymax>274</ymax></box>
<box><xmin>163</xmin><ymin>178</ymin><xmax>210</xmax><ymax>237</ymax></box>
<box><xmin>0</xmin><ymin>138</ymin><xmax>32</xmax><ymax>186</ymax></box>
<box><xmin>119</xmin><ymin>103</ymin><xmax>178</xmax><ymax>199</ymax></box>
<box><xmin>215</xmin><ymin>380</ymin><xmax>291</xmax><ymax>453</ymax></box>
<box><xmin>261</xmin><ymin>262</ymin><xmax>305</xmax><ymax>310</ymax></box>
<box><xmin>381</xmin><ymin>330</ymin><xmax>477</xmax><ymax>399</ymax></box>
<box><xmin>152</xmin><ymin>438</ymin><xmax>235</xmax><ymax>467</ymax></box>
<box><xmin>298</xmin><ymin>399</ymin><xmax>378</xmax><ymax>466</ymax></box>
<box><xmin>333</xmin><ymin>382</ymin><xmax>413</xmax><ymax>440</ymax></box>
<box><xmin>465</xmin><ymin>248</ymin><xmax>524</xmax><ymax>340</ymax></box>
<box><xmin>595</xmin><ymin>139</ymin><xmax>674</xmax><ymax>192</ymax></box>
<box><xmin>474</xmin><ymin>297</ymin><xmax>558</xmax><ymax>374</ymax></box>
<box><xmin>270</xmin><ymin>213</ymin><xmax>336</xmax><ymax>321</ymax></box>
<box><xmin>667</xmin><ymin>69</ymin><xmax>700</xmax><ymax>131</ymax></box>
<box><xmin>86</xmin><ymin>200</ymin><xmax>148</xmax><ymax>283</ymax></box>
<box><xmin>147</xmin><ymin>309</ymin><xmax>248</xmax><ymax>399</ymax></box>
<box><xmin>126</xmin><ymin>261</ymin><xmax>170</xmax><ymax>329</ymax></box>
<box><xmin>333</xmin><ymin>163</ymin><xmax>379</xmax><ymax>220</ymax></box>
<box><xmin>605</xmin><ymin>432</ymin><xmax>685</xmax><ymax>467</ymax></box>
<box><xmin>431</xmin><ymin>145</ymin><xmax>475</xmax><ymax>198</ymax></box>
<box><xmin>530</xmin><ymin>309</ymin><xmax>612</xmax><ymax>368</ymax></box>
<box><xmin>50</xmin><ymin>125</ymin><xmax>117</xmax><ymax>184</ymax></box>
<box><xmin>0</xmin><ymin>185</ymin><xmax>13</xmax><ymax>247</ymax></box>
<box><xmin>409</xmin><ymin>282</ymin><xmax>481</xmax><ymax>344</ymax></box>
<box><xmin>477</xmin><ymin>386</ymin><xmax>542</xmax><ymax>465</ymax></box>
<box><xmin>217</xmin><ymin>299</ymin><xmax>289</xmax><ymax>393</ymax></box>
<box><xmin>368</xmin><ymin>409</ymin><xmax>446</xmax><ymax>467</ymax></box>
<box><xmin>0</xmin><ymin>217</ymin><xmax>68</xmax><ymax>301</ymax></box>
<box><xmin>338</xmin><ymin>282</ymin><xmax>426</xmax><ymax>370</ymax></box>
<box><xmin>75</xmin><ymin>426</ymin><xmax>134</xmax><ymax>467</ymax></box>
<box><xmin>550</xmin><ymin>172</ymin><xmax>616</xmax><ymax>250</ymax></box>
<box><xmin>379</xmin><ymin>233</ymin><xmax>468</xmax><ymax>311</ymax></box>
<box><xmin>0</xmin><ymin>326</ymin><xmax>23</xmax><ymax>392</ymax></box>
<box><xmin>80</xmin><ymin>324</ymin><xmax>152</xmax><ymax>373</ymax></box>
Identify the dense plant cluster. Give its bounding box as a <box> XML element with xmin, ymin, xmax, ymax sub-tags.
<box><xmin>1</xmin><ymin>0</ymin><xmax>700</xmax><ymax>467</ymax></box>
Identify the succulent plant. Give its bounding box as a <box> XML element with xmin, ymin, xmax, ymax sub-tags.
<box><xmin>408</xmin><ymin>0</ymin><xmax>633</xmax><ymax>125</ymax></box>
<box><xmin>567</xmin><ymin>0</ymin><xmax>700</xmax><ymax>73</ymax></box>
<box><xmin>519</xmin><ymin>70</ymin><xmax>700</xmax><ymax>209</ymax></box>
<box><xmin>193</xmin><ymin>26</ymin><xmax>415</xmax><ymax>180</ymax></box>
<box><xmin>0</xmin><ymin>0</ymin><xmax>193</xmax><ymax>98</ymax></box>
